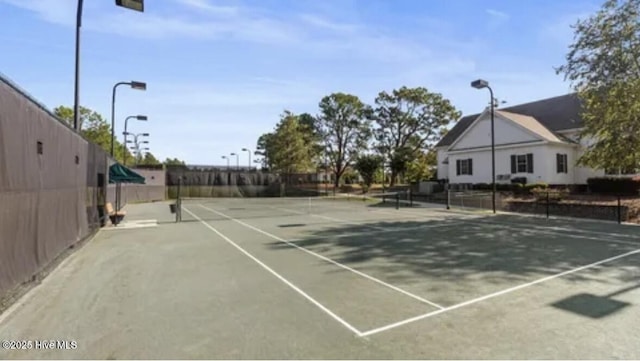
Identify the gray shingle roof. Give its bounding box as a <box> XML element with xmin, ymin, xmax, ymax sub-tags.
<box><xmin>436</xmin><ymin>93</ymin><xmax>583</xmax><ymax>147</ymax></box>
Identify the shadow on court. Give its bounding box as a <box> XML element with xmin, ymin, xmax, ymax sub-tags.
<box><xmin>551</xmin><ymin>283</ymin><xmax>640</xmax><ymax>318</ymax></box>
<box><xmin>263</xmin><ymin>214</ymin><xmax>640</xmax><ymax>304</ymax></box>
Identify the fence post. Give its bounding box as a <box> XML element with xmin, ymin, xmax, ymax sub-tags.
<box><xmin>395</xmin><ymin>192</ymin><xmax>400</xmax><ymax>210</ymax></box>
<box><xmin>546</xmin><ymin>191</ymin><xmax>550</xmax><ymax>219</ymax></box>
<box><xmin>446</xmin><ymin>183</ymin><xmax>451</xmax><ymax>210</ymax></box>
<box><xmin>409</xmin><ymin>188</ymin><xmax>413</xmax><ymax>207</ymax></box>
<box><xmin>176</xmin><ymin>177</ymin><xmax>182</xmax><ymax>223</ymax></box>
<box><xmin>618</xmin><ymin>194</ymin><xmax>622</xmax><ymax>224</ymax></box>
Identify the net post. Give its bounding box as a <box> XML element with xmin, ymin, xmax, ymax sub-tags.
<box><xmin>545</xmin><ymin>191</ymin><xmax>549</xmax><ymax>219</ymax></box>
<box><xmin>618</xmin><ymin>194</ymin><xmax>622</xmax><ymax>224</ymax></box>
<box><xmin>409</xmin><ymin>189</ymin><xmax>413</xmax><ymax>207</ymax></box>
<box><xmin>176</xmin><ymin>177</ymin><xmax>182</xmax><ymax>222</ymax></box>
<box><xmin>446</xmin><ymin>182</ymin><xmax>450</xmax><ymax>210</ymax></box>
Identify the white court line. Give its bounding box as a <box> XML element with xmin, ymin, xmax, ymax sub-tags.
<box><xmin>471</xmin><ymin>221</ymin><xmax>640</xmax><ymax>247</ymax></box>
<box><xmin>181</xmin><ymin>206</ymin><xmax>363</xmax><ymax>336</ymax></box>
<box><xmin>372</xmin><ymin>207</ymin><xmax>640</xmax><ymax>245</ymax></box>
<box><xmin>198</xmin><ymin>204</ymin><xmax>445</xmax><ymax>310</ymax></box>
<box><xmin>325</xmin><ymin>204</ymin><xmax>640</xmax><ymax>247</ymax></box>
<box><xmin>272</xmin><ymin>203</ymin><xmax>442</xmax><ymax>230</ymax></box>
<box><xmin>287</xmin><ymin>222</ymin><xmax>466</xmax><ymax>243</ymax></box>
<box><xmin>271</xmin><ymin>206</ymin><xmax>389</xmax><ymax>231</ymax></box>
<box><xmin>360</xmin><ymin>246</ymin><xmax>640</xmax><ymax>337</ymax></box>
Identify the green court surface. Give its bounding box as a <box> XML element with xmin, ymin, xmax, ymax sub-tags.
<box><xmin>1</xmin><ymin>199</ymin><xmax>639</xmax><ymax>359</ymax></box>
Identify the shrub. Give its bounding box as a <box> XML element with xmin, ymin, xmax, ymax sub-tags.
<box><xmin>587</xmin><ymin>177</ymin><xmax>640</xmax><ymax>195</ymax></box>
<box><xmin>511</xmin><ymin>177</ymin><xmax>527</xmax><ymax>185</ymax></box>
<box><xmin>511</xmin><ymin>183</ymin><xmax>526</xmax><ymax>195</ymax></box>
<box><xmin>531</xmin><ymin>187</ymin><xmax>568</xmax><ymax>202</ymax></box>
<box><xmin>339</xmin><ymin>184</ymin><xmax>354</xmax><ymax>193</ymax></box>
<box><xmin>522</xmin><ymin>182</ymin><xmax>548</xmax><ymax>194</ymax></box>
<box><xmin>473</xmin><ymin>183</ymin><xmax>491</xmax><ymax>190</ymax></box>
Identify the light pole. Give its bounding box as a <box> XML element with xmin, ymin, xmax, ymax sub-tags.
<box><xmin>230</xmin><ymin>152</ymin><xmax>239</xmax><ymax>170</ymax></box>
<box><xmin>125</xmin><ymin>132</ymin><xmax>149</xmax><ymax>164</ymax></box>
<box><xmin>136</xmin><ymin>146</ymin><xmax>150</xmax><ymax>164</ymax></box>
<box><xmin>110</xmin><ymin>81</ymin><xmax>146</xmax><ymax>157</ymax></box>
<box><xmin>471</xmin><ymin>79</ymin><xmax>496</xmax><ymax>214</ymax></box>
<box><xmin>74</xmin><ymin>0</ymin><xmax>144</xmax><ymax>131</ymax></box>
<box><xmin>241</xmin><ymin>148</ymin><xmax>251</xmax><ymax>170</ymax></box>
<box><xmin>324</xmin><ymin>147</ymin><xmax>328</xmax><ymax>195</ymax></box>
<box><xmin>222</xmin><ymin>156</ymin><xmax>229</xmax><ymax>169</ymax></box>
<box><xmin>123</xmin><ymin>115</ymin><xmax>147</xmax><ymax>165</ymax></box>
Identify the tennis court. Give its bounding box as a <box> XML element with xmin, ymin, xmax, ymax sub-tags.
<box><xmin>1</xmin><ymin>195</ymin><xmax>639</xmax><ymax>358</ymax></box>
<box><xmin>179</xmin><ymin>195</ymin><xmax>640</xmax><ymax>333</ymax></box>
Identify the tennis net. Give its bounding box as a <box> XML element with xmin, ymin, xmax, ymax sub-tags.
<box><xmin>178</xmin><ymin>191</ymin><xmax>413</xmax><ymax>220</ymax></box>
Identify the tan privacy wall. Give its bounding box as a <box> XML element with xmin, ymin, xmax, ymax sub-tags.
<box><xmin>0</xmin><ymin>74</ymin><xmax>108</xmax><ymax>297</ymax></box>
<box><xmin>106</xmin><ymin>168</ymin><xmax>166</xmax><ymax>206</ymax></box>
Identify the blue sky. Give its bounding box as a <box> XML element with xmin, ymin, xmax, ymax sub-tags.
<box><xmin>0</xmin><ymin>0</ymin><xmax>600</xmax><ymax>165</ymax></box>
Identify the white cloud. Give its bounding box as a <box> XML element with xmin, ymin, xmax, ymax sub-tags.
<box><xmin>299</xmin><ymin>13</ymin><xmax>358</xmax><ymax>33</ymax></box>
<box><xmin>486</xmin><ymin>9</ymin><xmax>509</xmax><ymax>20</ymax></box>
<box><xmin>176</xmin><ymin>0</ymin><xmax>239</xmax><ymax>16</ymax></box>
<box><xmin>0</xmin><ymin>0</ymin><xmax>76</xmax><ymax>25</ymax></box>
<box><xmin>141</xmin><ymin>79</ymin><xmax>324</xmax><ymax>109</ymax></box>
<box><xmin>2</xmin><ymin>0</ymin><xmax>579</xmax><ymax>164</ymax></box>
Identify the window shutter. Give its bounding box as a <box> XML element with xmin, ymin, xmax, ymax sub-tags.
<box><xmin>510</xmin><ymin>155</ymin><xmax>516</xmax><ymax>174</ymax></box>
<box><xmin>556</xmin><ymin>153</ymin><xmax>562</xmax><ymax>173</ymax></box>
<box><xmin>527</xmin><ymin>153</ymin><xmax>534</xmax><ymax>173</ymax></box>
<box><xmin>456</xmin><ymin>159</ymin><xmax>461</xmax><ymax>176</ymax></box>
<box><xmin>564</xmin><ymin>154</ymin><xmax>568</xmax><ymax>173</ymax></box>
<box><xmin>468</xmin><ymin>159</ymin><xmax>473</xmax><ymax>175</ymax></box>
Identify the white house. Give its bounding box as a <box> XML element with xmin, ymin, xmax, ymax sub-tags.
<box><xmin>436</xmin><ymin>93</ymin><xmax>615</xmax><ymax>186</ymax></box>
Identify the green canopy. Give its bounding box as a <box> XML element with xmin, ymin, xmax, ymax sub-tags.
<box><xmin>109</xmin><ymin>163</ymin><xmax>146</xmax><ymax>184</ymax></box>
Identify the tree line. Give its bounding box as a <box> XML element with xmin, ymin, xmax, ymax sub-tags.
<box><xmin>53</xmin><ymin>105</ymin><xmax>185</xmax><ymax>166</ymax></box>
<box><xmin>556</xmin><ymin>0</ymin><xmax>640</xmax><ymax>173</ymax></box>
<box><xmin>255</xmin><ymin>0</ymin><xmax>640</xmax><ymax>189</ymax></box>
<box><xmin>255</xmin><ymin>86</ymin><xmax>461</xmax><ymax>187</ymax></box>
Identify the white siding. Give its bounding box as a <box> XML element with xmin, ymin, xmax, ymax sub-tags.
<box><xmin>449</xmin><ymin>145</ymin><xmax>549</xmax><ymax>184</ymax></box>
<box><xmin>440</xmin><ymin>125</ymin><xmax>623</xmax><ymax>186</ymax></box>
<box><xmin>436</xmin><ymin>146</ymin><xmax>449</xmax><ymax>180</ymax></box>
<box><xmin>544</xmin><ymin>143</ymin><xmax>578</xmax><ymax>184</ymax></box>
<box><xmin>448</xmin><ymin>144</ymin><xmax>578</xmax><ymax>185</ymax></box>
<box><xmin>559</xmin><ymin>131</ymin><xmax>606</xmax><ymax>183</ymax></box>
<box><xmin>450</xmin><ymin>113</ymin><xmax>540</xmax><ymax>151</ymax></box>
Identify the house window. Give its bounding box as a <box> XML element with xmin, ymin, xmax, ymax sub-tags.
<box><xmin>556</xmin><ymin>153</ymin><xmax>568</xmax><ymax>173</ymax></box>
<box><xmin>510</xmin><ymin>153</ymin><xmax>534</xmax><ymax>174</ymax></box>
<box><xmin>456</xmin><ymin>158</ymin><xmax>473</xmax><ymax>176</ymax></box>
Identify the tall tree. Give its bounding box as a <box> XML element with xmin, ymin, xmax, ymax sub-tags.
<box><xmin>139</xmin><ymin>152</ymin><xmax>161</xmax><ymax>166</ymax></box>
<box><xmin>269</xmin><ymin>111</ymin><xmax>314</xmax><ymax>175</ymax></box>
<box><xmin>389</xmin><ymin>146</ymin><xmax>413</xmax><ymax>184</ymax></box>
<box><xmin>255</xmin><ymin>132</ymin><xmax>276</xmax><ymax>171</ymax></box>
<box><xmin>405</xmin><ymin>150</ymin><xmax>437</xmax><ymax>183</ymax></box>
<box><xmin>368</xmin><ymin>86</ymin><xmax>460</xmax><ymax>186</ymax></box>
<box><xmin>298</xmin><ymin>112</ymin><xmax>324</xmax><ymax>167</ymax></box>
<box><xmin>54</xmin><ymin>105</ymin><xmax>131</xmax><ymax>163</ymax></box>
<box><xmin>54</xmin><ymin>105</ymin><xmax>95</xmax><ymax>130</ymax></box>
<box><xmin>556</xmin><ymin>0</ymin><xmax>640</xmax><ymax>171</ymax></box>
<box><xmin>354</xmin><ymin>154</ymin><xmax>383</xmax><ymax>193</ymax></box>
<box><xmin>164</xmin><ymin>158</ymin><xmax>186</xmax><ymax>166</ymax></box>
<box><xmin>317</xmin><ymin>93</ymin><xmax>371</xmax><ymax>187</ymax></box>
